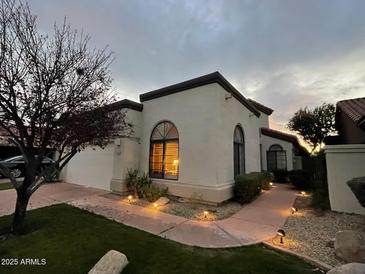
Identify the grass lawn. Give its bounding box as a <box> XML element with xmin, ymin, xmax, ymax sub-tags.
<box><xmin>0</xmin><ymin>204</ymin><xmax>317</xmax><ymax>274</ymax></box>
<box><xmin>0</xmin><ymin>182</ymin><xmax>13</xmax><ymax>191</ymax></box>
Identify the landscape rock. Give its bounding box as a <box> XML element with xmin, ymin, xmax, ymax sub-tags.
<box><xmin>334</xmin><ymin>230</ymin><xmax>365</xmax><ymax>263</ymax></box>
<box><xmin>327</xmin><ymin>263</ymin><xmax>365</xmax><ymax>274</ymax></box>
<box><xmin>155</xmin><ymin>197</ymin><xmax>170</xmax><ymax>206</ymax></box>
<box><xmin>88</xmin><ymin>250</ymin><xmax>128</xmax><ymax>274</ymax></box>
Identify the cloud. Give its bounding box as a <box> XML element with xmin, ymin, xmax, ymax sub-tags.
<box><xmin>28</xmin><ymin>0</ymin><xmax>365</xmax><ymax>127</ymax></box>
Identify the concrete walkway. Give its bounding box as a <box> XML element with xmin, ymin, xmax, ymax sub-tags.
<box><xmin>0</xmin><ymin>182</ymin><xmax>297</xmax><ymax>247</ymax></box>
<box><xmin>69</xmin><ymin>184</ymin><xmax>297</xmax><ymax>247</ymax></box>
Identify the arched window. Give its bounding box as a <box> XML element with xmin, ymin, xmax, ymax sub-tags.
<box><xmin>267</xmin><ymin>144</ymin><xmax>287</xmax><ymax>171</ymax></box>
<box><xmin>233</xmin><ymin>125</ymin><xmax>245</xmax><ymax>177</ymax></box>
<box><xmin>149</xmin><ymin>121</ymin><xmax>179</xmax><ymax>180</ymax></box>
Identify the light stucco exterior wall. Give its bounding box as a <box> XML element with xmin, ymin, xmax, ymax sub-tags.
<box><xmin>109</xmin><ymin>108</ymin><xmax>142</xmax><ymax>193</ymax></box>
<box><xmin>62</xmin><ymin>108</ymin><xmax>142</xmax><ymax>192</ymax></box>
<box><xmin>256</xmin><ymin>112</ymin><xmax>269</xmax><ymax>129</ymax></box>
<box><xmin>325</xmin><ymin>144</ymin><xmax>365</xmax><ymax>215</ymax></box>
<box><xmin>260</xmin><ymin>134</ymin><xmax>294</xmax><ymax>171</ymax></box>
<box><xmin>139</xmin><ymin>83</ymin><xmax>262</xmax><ymax>203</ymax></box>
<box><xmin>60</xmin><ymin>144</ymin><xmax>114</xmax><ymax>190</ymax></box>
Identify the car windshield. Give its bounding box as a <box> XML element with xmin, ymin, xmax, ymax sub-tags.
<box><xmin>2</xmin><ymin>156</ymin><xmax>23</xmax><ymax>162</ymax></box>
<box><xmin>0</xmin><ymin>155</ymin><xmax>53</xmax><ymax>162</ymax></box>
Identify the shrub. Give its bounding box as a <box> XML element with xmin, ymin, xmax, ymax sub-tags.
<box><xmin>125</xmin><ymin>170</ymin><xmax>168</xmax><ymax>201</ymax></box>
<box><xmin>125</xmin><ymin>169</ymin><xmax>139</xmax><ymax>196</ymax></box>
<box><xmin>234</xmin><ymin>173</ymin><xmax>262</xmax><ymax>204</ymax></box>
<box><xmin>311</xmin><ymin>179</ymin><xmax>330</xmax><ymax>210</ymax></box>
<box><xmin>288</xmin><ymin>169</ymin><xmax>312</xmax><ymax>190</ymax></box>
<box><xmin>141</xmin><ymin>184</ymin><xmax>168</xmax><ymax>202</ymax></box>
<box><xmin>259</xmin><ymin>171</ymin><xmax>274</xmax><ymax>190</ymax></box>
<box><xmin>272</xmin><ymin>169</ymin><xmax>289</xmax><ymax>183</ymax></box>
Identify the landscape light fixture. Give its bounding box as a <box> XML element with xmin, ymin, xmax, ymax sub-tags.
<box><xmin>269</xmin><ymin>182</ymin><xmax>273</xmax><ymax>187</ymax></box>
<box><xmin>277</xmin><ymin>229</ymin><xmax>286</xmax><ymax>244</ymax></box>
<box><xmin>300</xmin><ymin>191</ymin><xmax>306</xmax><ymax>196</ymax></box>
<box><xmin>128</xmin><ymin>195</ymin><xmax>132</xmax><ymax>203</ymax></box>
<box><xmin>291</xmin><ymin>207</ymin><xmax>298</xmax><ymax>214</ymax></box>
<box><xmin>153</xmin><ymin>203</ymin><xmax>158</xmax><ymax>208</ymax></box>
<box><xmin>203</xmin><ymin>211</ymin><xmax>208</xmax><ymax>219</ymax></box>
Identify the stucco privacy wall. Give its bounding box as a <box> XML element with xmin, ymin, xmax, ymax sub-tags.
<box><xmin>60</xmin><ymin>144</ymin><xmax>114</xmax><ymax>190</ymax></box>
<box><xmin>139</xmin><ymin>83</ymin><xmax>261</xmax><ymax>203</ymax></box>
<box><xmin>325</xmin><ymin>144</ymin><xmax>365</xmax><ymax>215</ymax></box>
<box><xmin>260</xmin><ymin>134</ymin><xmax>294</xmax><ymax>171</ymax></box>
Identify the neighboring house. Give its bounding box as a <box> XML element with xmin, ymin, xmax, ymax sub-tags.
<box><xmin>61</xmin><ymin>72</ymin><xmax>305</xmax><ymax>203</ymax></box>
<box><xmin>324</xmin><ymin>97</ymin><xmax>365</xmax><ymax>214</ymax></box>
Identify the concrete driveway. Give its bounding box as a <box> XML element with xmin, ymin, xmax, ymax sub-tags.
<box><xmin>0</xmin><ymin>182</ymin><xmax>108</xmax><ymax>217</ymax></box>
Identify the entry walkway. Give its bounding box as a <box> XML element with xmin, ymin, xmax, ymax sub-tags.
<box><xmin>69</xmin><ymin>184</ymin><xmax>297</xmax><ymax>247</ymax></box>
<box><xmin>0</xmin><ymin>182</ymin><xmax>297</xmax><ymax>247</ymax></box>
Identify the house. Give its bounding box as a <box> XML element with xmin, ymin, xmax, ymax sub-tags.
<box><xmin>61</xmin><ymin>72</ymin><xmax>305</xmax><ymax>204</ymax></box>
<box><xmin>324</xmin><ymin>97</ymin><xmax>365</xmax><ymax>214</ymax></box>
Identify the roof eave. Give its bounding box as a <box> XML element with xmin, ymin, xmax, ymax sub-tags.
<box><xmin>139</xmin><ymin>72</ymin><xmax>261</xmax><ymax>117</ymax></box>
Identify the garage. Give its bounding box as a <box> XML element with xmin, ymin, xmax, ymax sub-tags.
<box><xmin>61</xmin><ymin>144</ymin><xmax>115</xmax><ymax>190</ymax></box>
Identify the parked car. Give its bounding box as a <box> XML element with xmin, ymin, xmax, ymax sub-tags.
<box><xmin>0</xmin><ymin>155</ymin><xmax>55</xmax><ymax>178</ymax></box>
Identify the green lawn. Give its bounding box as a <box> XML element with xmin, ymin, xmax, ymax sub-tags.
<box><xmin>0</xmin><ymin>182</ymin><xmax>13</xmax><ymax>191</ymax></box>
<box><xmin>0</xmin><ymin>204</ymin><xmax>317</xmax><ymax>274</ymax></box>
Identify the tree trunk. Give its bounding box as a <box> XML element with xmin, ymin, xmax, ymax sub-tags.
<box><xmin>12</xmin><ymin>190</ymin><xmax>30</xmax><ymax>235</ymax></box>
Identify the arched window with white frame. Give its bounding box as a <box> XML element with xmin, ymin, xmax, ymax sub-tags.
<box><xmin>233</xmin><ymin>125</ymin><xmax>245</xmax><ymax>177</ymax></box>
<box><xmin>149</xmin><ymin>121</ymin><xmax>179</xmax><ymax>180</ymax></box>
<box><xmin>267</xmin><ymin>144</ymin><xmax>287</xmax><ymax>171</ymax></box>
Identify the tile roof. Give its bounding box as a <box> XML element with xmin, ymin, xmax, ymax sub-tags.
<box><xmin>105</xmin><ymin>99</ymin><xmax>143</xmax><ymax>112</ymax></box>
<box><xmin>260</xmin><ymin>127</ymin><xmax>309</xmax><ymax>155</ymax></box>
<box><xmin>247</xmin><ymin>99</ymin><xmax>274</xmax><ymax>115</ymax></box>
<box><xmin>261</xmin><ymin>127</ymin><xmax>297</xmax><ymax>143</ymax></box>
<box><xmin>337</xmin><ymin>97</ymin><xmax>365</xmax><ymax>129</ymax></box>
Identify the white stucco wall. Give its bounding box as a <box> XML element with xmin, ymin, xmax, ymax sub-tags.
<box><xmin>62</xmin><ymin>108</ymin><xmax>142</xmax><ymax>191</ymax></box>
<box><xmin>260</xmin><ymin>134</ymin><xmax>294</xmax><ymax>171</ymax></box>
<box><xmin>139</xmin><ymin>83</ymin><xmax>262</xmax><ymax>203</ymax></box>
<box><xmin>217</xmin><ymin>90</ymin><xmax>262</xmax><ymax>182</ymax></box>
<box><xmin>61</xmin><ymin>144</ymin><xmax>114</xmax><ymax>190</ymax></box>
<box><xmin>256</xmin><ymin>112</ymin><xmax>270</xmax><ymax>129</ymax></box>
<box><xmin>325</xmin><ymin>144</ymin><xmax>365</xmax><ymax>215</ymax></box>
<box><xmin>110</xmin><ymin>108</ymin><xmax>142</xmax><ymax>192</ymax></box>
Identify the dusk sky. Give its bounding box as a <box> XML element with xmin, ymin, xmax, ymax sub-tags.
<box><xmin>30</xmin><ymin>0</ymin><xmax>365</xmax><ymax>130</ymax></box>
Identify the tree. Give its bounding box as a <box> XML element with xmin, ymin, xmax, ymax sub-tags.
<box><xmin>0</xmin><ymin>0</ymin><xmax>131</xmax><ymax>234</ymax></box>
<box><xmin>287</xmin><ymin>103</ymin><xmax>336</xmax><ymax>153</ymax></box>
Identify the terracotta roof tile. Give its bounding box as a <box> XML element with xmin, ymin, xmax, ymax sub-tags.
<box><xmin>337</xmin><ymin>97</ymin><xmax>365</xmax><ymax>128</ymax></box>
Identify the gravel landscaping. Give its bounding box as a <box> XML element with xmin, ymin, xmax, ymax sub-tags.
<box><xmin>270</xmin><ymin>195</ymin><xmax>365</xmax><ymax>267</ymax></box>
<box><xmin>102</xmin><ymin>193</ymin><xmax>243</xmax><ymax>221</ymax></box>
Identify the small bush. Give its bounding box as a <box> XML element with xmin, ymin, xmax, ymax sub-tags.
<box><xmin>141</xmin><ymin>184</ymin><xmax>168</xmax><ymax>202</ymax></box>
<box><xmin>125</xmin><ymin>169</ymin><xmax>168</xmax><ymax>202</ymax></box>
<box><xmin>272</xmin><ymin>170</ymin><xmax>289</xmax><ymax>183</ymax></box>
<box><xmin>259</xmin><ymin>171</ymin><xmax>274</xmax><ymax>190</ymax></box>
<box><xmin>125</xmin><ymin>169</ymin><xmax>139</xmax><ymax>196</ymax></box>
<box><xmin>289</xmin><ymin>169</ymin><xmax>312</xmax><ymax>190</ymax></box>
<box><xmin>311</xmin><ymin>179</ymin><xmax>330</xmax><ymax>210</ymax></box>
<box><xmin>234</xmin><ymin>173</ymin><xmax>262</xmax><ymax>204</ymax></box>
